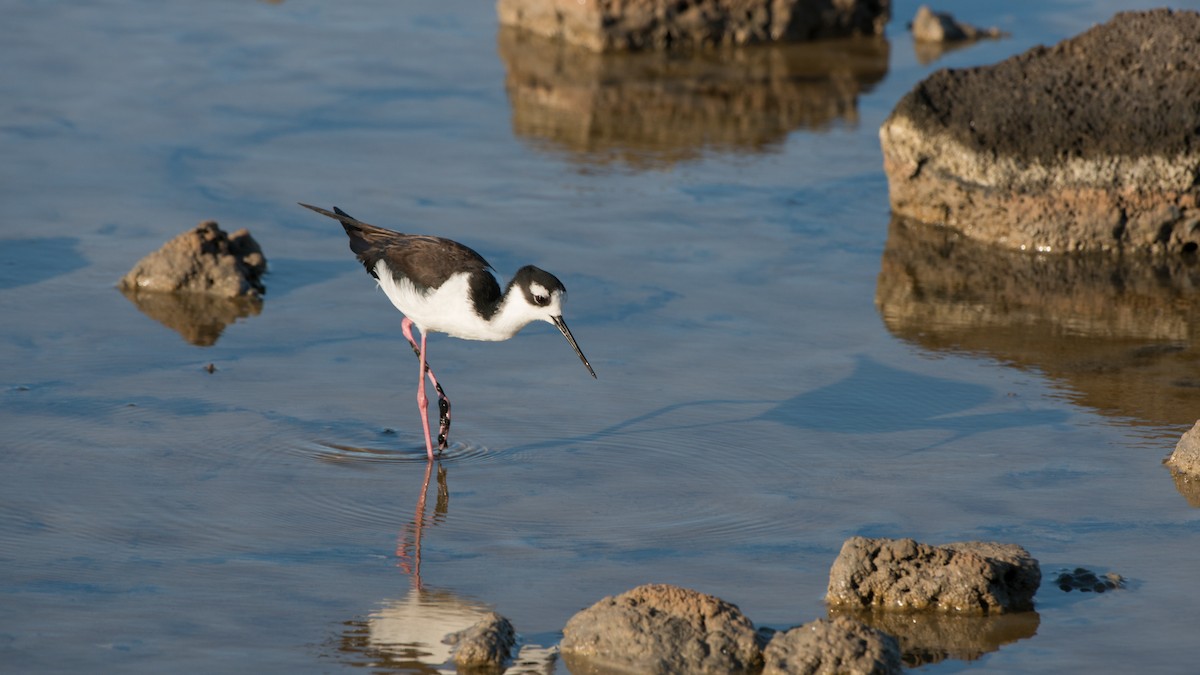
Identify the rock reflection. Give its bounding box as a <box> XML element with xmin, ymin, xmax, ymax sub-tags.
<box><xmin>119</xmin><ymin>286</ymin><xmax>261</xmax><ymax>347</ymax></box>
<box><xmin>498</xmin><ymin>27</ymin><xmax>889</xmax><ymax>168</ymax></box>
<box><xmin>1168</xmin><ymin>468</ymin><xmax>1200</xmax><ymax>508</ymax></box>
<box><xmin>875</xmin><ymin>216</ymin><xmax>1200</xmax><ymax>426</ymax></box>
<box><xmin>829</xmin><ymin>608</ymin><xmax>1039</xmax><ymax>667</ymax></box>
<box><xmin>912</xmin><ymin>39</ymin><xmax>976</xmax><ymax>66</ymax></box>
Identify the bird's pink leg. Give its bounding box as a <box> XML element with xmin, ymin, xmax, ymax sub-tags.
<box><xmin>402</xmin><ymin>318</ymin><xmax>451</xmax><ymax>456</ymax></box>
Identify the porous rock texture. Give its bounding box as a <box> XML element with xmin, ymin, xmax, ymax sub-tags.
<box><xmin>762</xmin><ymin>615</ymin><xmax>902</xmax><ymax>675</ymax></box>
<box><xmin>1167</xmin><ymin>420</ymin><xmax>1200</xmax><ymax>476</ymax></box>
<box><xmin>560</xmin><ymin>583</ymin><xmax>763</xmax><ymax>674</ymax></box>
<box><xmin>1168</xmin><ymin>421</ymin><xmax>1200</xmax><ymax>506</ymax></box>
<box><xmin>497</xmin><ymin>0</ymin><xmax>891</xmax><ymax>52</ymax></box>
<box><xmin>826</xmin><ymin>537</ymin><xmax>1041</xmax><ymax>614</ymax></box>
<box><xmin>119</xmin><ymin>221</ymin><xmax>267</xmax><ymax>297</ymax></box>
<box><xmin>445</xmin><ymin>611</ymin><xmax>517</xmax><ymax>671</ymax></box>
<box><xmin>881</xmin><ymin>9</ymin><xmax>1200</xmax><ymax>253</ymax></box>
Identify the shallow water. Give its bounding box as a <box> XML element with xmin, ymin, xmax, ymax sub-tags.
<box><xmin>3</xmin><ymin>0</ymin><xmax>1200</xmax><ymax>672</ymax></box>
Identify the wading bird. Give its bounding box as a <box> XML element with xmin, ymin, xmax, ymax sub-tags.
<box><xmin>301</xmin><ymin>203</ymin><xmax>595</xmax><ymax>460</ymax></box>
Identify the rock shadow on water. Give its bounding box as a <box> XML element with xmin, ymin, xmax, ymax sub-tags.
<box><xmin>119</xmin><ymin>285</ymin><xmax>262</xmax><ymax>347</ymax></box>
<box><xmin>875</xmin><ymin>215</ymin><xmax>1200</xmax><ymax>426</ymax></box>
<box><xmin>497</xmin><ymin>27</ymin><xmax>889</xmax><ymax>169</ymax></box>
<box><xmin>0</xmin><ymin>237</ymin><xmax>88</xmax><ymax>289</ymax></box>
<box><xmin>758</xmin><ymin>354</ymin><xmax>1068</xmax><ymax>442</ymax></box>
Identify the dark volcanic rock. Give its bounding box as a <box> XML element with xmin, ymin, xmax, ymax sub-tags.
<box><xmin>826</xmin><ymin>537</ymin><xmax>1041</xmax><ymax>614</ymax></box>
<box><xmin>1054</xmin><ymin>567</ymin><xmax>1125</xmax><ymax>593</ymax></box>
<box><xmin>560</xmin><ymin>583</ymin><xmax>762</xmax><ymax>674</ymax></box>
<box><xmin>497</xmin><ymin>0</ymin><xmax>890</xmax><ymax>52</ymax></box>
<box><xmin>881</xmin><ymin>9</ymin><xmax>1200</xmax><ymax>253</ymax></box>
<box><xmin>119</xmin><ymin>221</ymin><xmax>267</xmax><ymax>298</ymax></box>
<box><xmin>763</xmin><ymin>615</ymin><xmax>902</xmax><ymax>675</ymax></box>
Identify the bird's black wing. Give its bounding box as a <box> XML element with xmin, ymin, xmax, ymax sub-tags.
<box><xmin>299</xmin><ymin>203</ymin><xmax>498</xmax><ymax>298</ymax></box>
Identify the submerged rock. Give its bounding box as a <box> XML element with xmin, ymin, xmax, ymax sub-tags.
<box><xmin>445</xmin><ymin>611</ymin><xmax>517</xmax><ymax>671</ymax></box>
<box><xmin>119</xmin><ymin>221</ymin><xmax>266</xmax><ymax>298</ymax></box>
<box><xmin>497</xmin><ymin>0</ymin><xmax>891</xmax><ymax>52</ymax></box>
<box><xmin>762</xmin><ymin>615</ymin><xmax>902</xmax><ymax>675</ymax></box>
<box><xmin>560</xmin><ymin>583</ymin><xmax>762</xmax><ymax>674</ymax></box>
<box><xmin>826</xmin><ymin>537</ymin><xmax>1041</xmax><ymax>614</ymax></box>
<box><xmin>1054</xmin><ymin>567</ymin><xmax>1125</xmax><ymax>593</ymax></box>
<box><xmin>881</xmin><ymin>9</ymin><xmax>1200</xmax><ymax>253</ymax></box>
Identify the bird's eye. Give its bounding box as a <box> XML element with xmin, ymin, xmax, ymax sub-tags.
<box><xmin>534</xmin><ymin>294</ymin><xmax>549</xmax><ymax>306</ymax></box>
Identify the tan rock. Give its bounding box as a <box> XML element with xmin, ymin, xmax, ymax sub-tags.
<box><xmin>763</xmin><ymin>615</ymin><xmax>901</xmax><ymax>675</ymax></box>
<box><xmin>826</xmin><ymin>537</ymin><xmax>1041</xmax><ymax>614</ymax></box>
<box><xmin>119</xmin><ymin>221</ymin><xmax>266</xmax><ymax>298</ymax></box>
<box><xmin>446</xmin><ymin>611</ymin><xmax>516</xmax><ymax>671</ymax></box>
<box><xmin>497</xmin><ymin>0</ymin><xmax>890</xmax><ymax>52</ymax></box>
<box><xmin>561</xmin><ymin>583</ymin><xmax>762</xmax><ymax>673</ymax></box>
<box><xmin>910</xmin><ymin>5</ymin><xmax>1004</xmax><ymax>43</ymax></box>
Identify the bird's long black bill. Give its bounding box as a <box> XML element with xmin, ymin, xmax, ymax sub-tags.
<box><xmin>553</xmin><ymin>315</ymin><xmax>596</xmax><ymax>379</ymax></box>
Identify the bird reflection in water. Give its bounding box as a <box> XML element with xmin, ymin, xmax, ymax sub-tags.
<box><xmin>335</xmin><ymin>462</ymin><xmax>556</xmax><ymax>673</ymax></box>
<box><xmin>395</xmin><ymin>459</ymin><xmax>449</xmax><ymax>587</ymax></box>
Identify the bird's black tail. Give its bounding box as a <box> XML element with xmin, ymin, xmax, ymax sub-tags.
<box><xmin>299</xmin><ymin>202</ymin><xmax>367</xmax><ymax>232</ymax></box>
<box><xmin>299</xmin><ymin>202</ymin><xmax>398</xmax><ymax>277</ymax></box>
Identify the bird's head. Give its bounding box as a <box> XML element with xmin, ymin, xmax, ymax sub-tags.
<box><xmin>510</xmin><ymin>266</ymin><xmax>596</xmax><ymax>378</ymax></box>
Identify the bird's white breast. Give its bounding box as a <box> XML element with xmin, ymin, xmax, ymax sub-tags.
<box><xmin>375</xmin><ymin>261</ymin><xmax>516</xmax><ymax>341</ymax></box>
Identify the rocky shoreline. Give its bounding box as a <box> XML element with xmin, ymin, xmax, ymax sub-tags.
<box><xmin>447</xmin><ymin>535</ymin><xmax>1047</xmax><ymax>674</ymax></box>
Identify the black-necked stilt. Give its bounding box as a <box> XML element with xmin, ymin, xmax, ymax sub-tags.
<box><xmin>301</xmin><ymin>203</ymin><xmax>596</xmax><ymax>460</ymax></box>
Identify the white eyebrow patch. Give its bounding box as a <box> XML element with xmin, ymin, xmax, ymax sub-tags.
<box><xmin>529</xmin><ymin>282</ymin><xmax>549</xmax><ymax>298</ymax></box>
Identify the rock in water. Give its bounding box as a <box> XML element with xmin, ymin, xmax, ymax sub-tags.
<box><xmin>826</xmin><ymin>537</ymin><xmax>1041</xmax><ymax>613</ymax></box>
<box><xmin>910</xmin><ymin>5</ymin><xmax>1004</xmax><ymax>43</ymax></box>
<box><xmin>445</xmin><ymin>612</ymin><xmax>516</xmax><ymax>671</ymax></box>
<box><xmin>1167</xmin><ymin>420</ymin><xmax>1200</xmax><ymax>477</ymax></box>
<box><xmin>881</xmin><ymin>9</ymin><xmax>1200</xmax><ymax>254</ymax></box>
<box><xmin>763</xmin><ymin>615</ymin><xmax>902</xmax><ymax>675</ymax></box>
<box><xmin>119</xmin><ymin>221</ymin><xmax>266</xmax><ymax>298</ymax></box>
<box><xmin>497</xmin><ymin>0</ymin><xmax>891</xmax><ymax>52</ymax></box>
<box><xmin>561</xmin><ymin>583</ymin><xmax>763</xmax><ymax>674</ymax></box>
